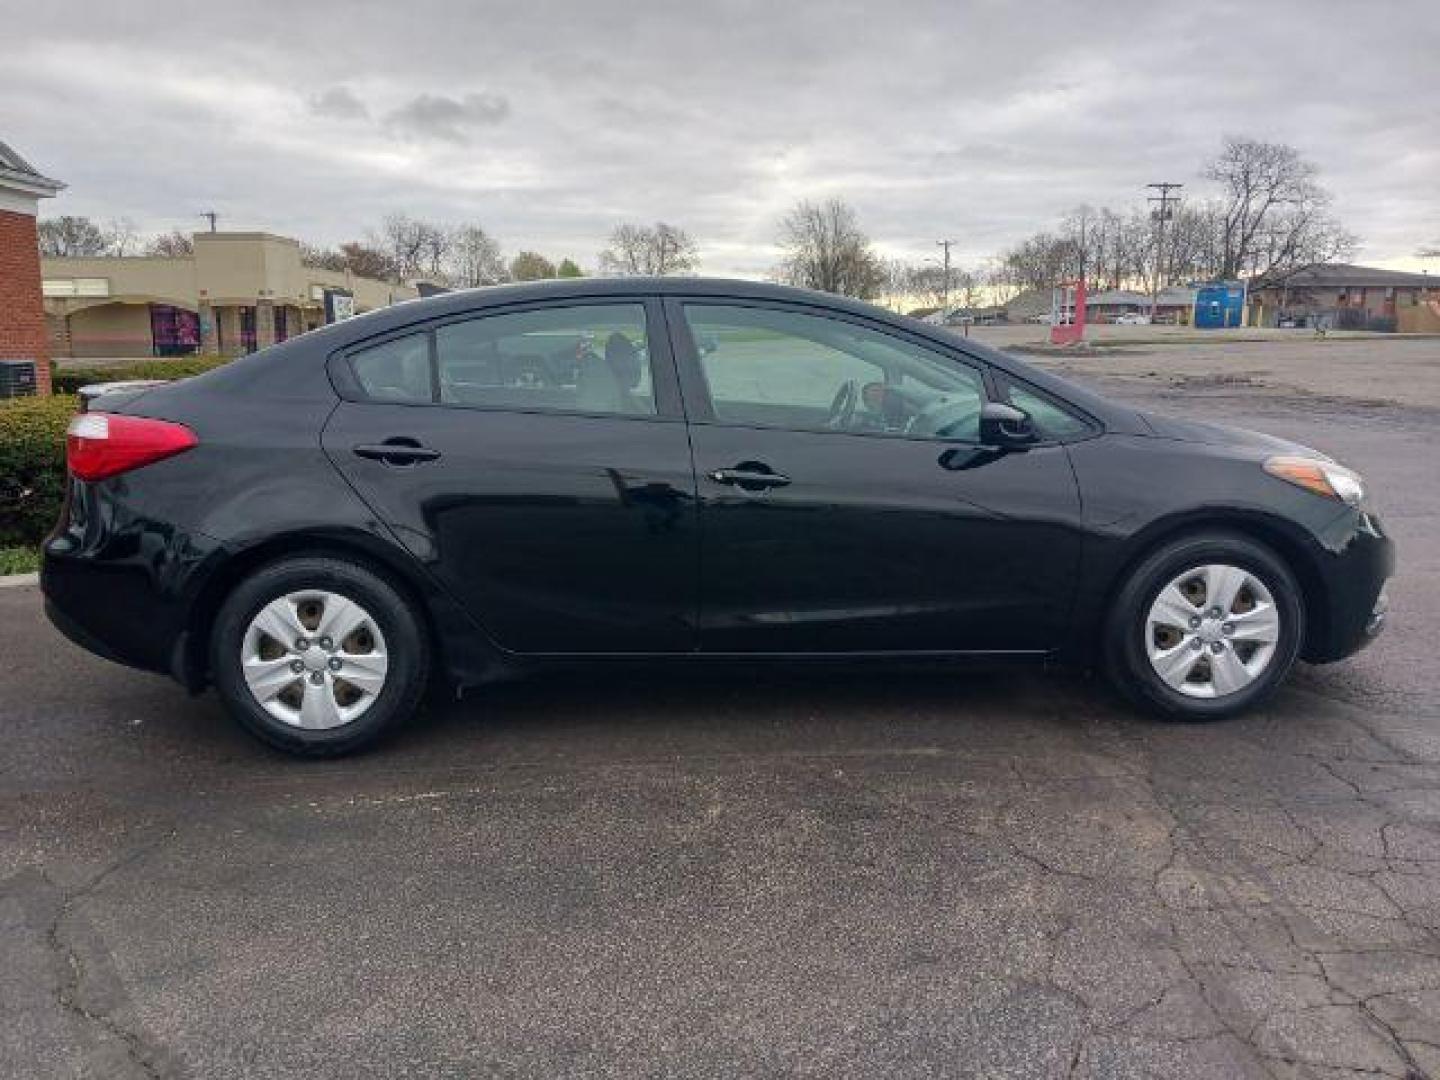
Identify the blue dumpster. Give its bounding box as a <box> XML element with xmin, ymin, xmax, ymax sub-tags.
<box><xmin>1194</xmin><ymin>282</ymin><xmax>1246</xmax><ymax>329</ymax></box>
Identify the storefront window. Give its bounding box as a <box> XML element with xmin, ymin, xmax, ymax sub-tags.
<box><xmin>150</xmin><ymin>304</ymin><xmax>200</xmax><ymax>356</ymax></box>
<box><xmin>240</xmin><ymin>307</ymin><xmax>257</xmax><ymax>353</ymax></box>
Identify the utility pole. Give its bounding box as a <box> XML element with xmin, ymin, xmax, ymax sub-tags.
<box><xmin>1146</xmin><ymin>183</ymin><xmax>1182</xmax><ymax>319</ymax></box>
<box><xmin>199</xmin><ymin>210</ymin><xmax>218</xmax><ymax>233</ymax></box>
<box><xmin>936</xmin><ymin>239</ymin><xmax>955</xmax><ymax>313</ymax></box>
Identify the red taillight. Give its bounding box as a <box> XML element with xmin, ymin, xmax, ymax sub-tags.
<box><xmin>66</xmin><ymin>412</ymin><xmax>198</xmax><ymax>482</ymax></box>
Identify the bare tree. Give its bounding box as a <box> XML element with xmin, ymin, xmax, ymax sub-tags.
<box><xmin>300</xmin><ymin>244</ymin><xmax>348</xmax><ymax>271</ymax></box>
<box><xmin>872</xmin><ymin>259</ymin><xmax>916</xmax><ymax>312</ymax></box>
<box><xmin>983</xmin><ymin>258</ymin><xmax>1023</xmax><ymax>306</ymax></box>
<box><xmin>338</xmin><ymin>241</ymin><xmax>397</xmax><ymax>281</ymax></box>
<box><xmin>145</xmin><ymin>230</ymin><xmax>195</xmax><ymax>257</ymax></box>
<box><xmin>1204</xmin><ymin>136</ymin><xmax>1355</xmax><ymax>279</ymax></box>
<box><xmin>598</xmin><ymin>222</ymin><xmax>697</xmax><ymax>275</ymax></box>
<box><xmin>1418</xmin><ymin>240</ymin><xmax>1440</xmax><ymax>259</ymax></box>
<box><xmin>37</xmin><ymin>215</ymin><xmax>111</xmax><ymax>256</ymax></box>
<box><xmin>904</xmin><ymin>264</ymin><xmax>949</xmax><ymax>310</ymax></box>
<box><xmin>998</xmin><ymin>232</ymin><xmax>1073</xmax><ymax>294</ymax></box>
<box><xmin>374</xmin><ymin>212</ymin><xmax>450</xmax><ymax>280</ymax></box>
<box><xmin>776</xmin><ymin>199</ymin><xmax>883</xmax><ymax>299</ymax></box>
<box><xmin>447</xmin><ymin>224</ymin><xmax>507</xmax><ymax>287</ymax></box>
<box><xmin>509</xmin><ymin>251</ymin><xmax>556</xmax><ymax>281</ymax></box>
<box><xmin>104</xmin><ymin>217</ymin><xmax>139</xmax><ymax>256</ymax></box>
<box><xmin>953</xmin><ymin>268</ymin><xmax>981</xmax><ymax>312</ymax></box>
<box><xmin>1059</xmin><ymin>205</ymin><xmax>1102</xmax><ymax>285</ymax></box>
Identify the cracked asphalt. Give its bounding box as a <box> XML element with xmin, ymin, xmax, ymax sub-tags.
<box><xmin>3</xmin><ymin>342</ymin><xmax>1439</xmax><ymax>1078</ymax></box>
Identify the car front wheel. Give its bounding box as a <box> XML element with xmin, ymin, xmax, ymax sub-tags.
<box><xmin>210</xmin><ymin>556</ymin><xmax>429</xmax><ymax>756</ymax></box>
<box><xmin>1104</xmin><ymin>532</ymin><xmax>1304</xmax><ymax>720</ymax></box>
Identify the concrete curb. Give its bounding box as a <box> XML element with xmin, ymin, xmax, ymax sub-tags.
<box><xmin>0</xmin><ymin>573</ymin><xmax>39</xmax><ymax>589</ymax></box>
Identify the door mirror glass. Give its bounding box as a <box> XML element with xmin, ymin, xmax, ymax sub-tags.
<box><xmin>979</xmin><ymin>401</ymin><xmax>1036</xmax><ymax>447</ymax></box>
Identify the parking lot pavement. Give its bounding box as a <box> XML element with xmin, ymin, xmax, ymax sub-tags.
<box><xmin>4</xmin><ymin>355</ymin><xmax>1440</xmax><ymax>1079</ymax></box>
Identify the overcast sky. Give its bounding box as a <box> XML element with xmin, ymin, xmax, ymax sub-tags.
<box><xmin>4</xmin><ymin>0</ymin><xmax>1436</xmax><ymax>274</ymax></box>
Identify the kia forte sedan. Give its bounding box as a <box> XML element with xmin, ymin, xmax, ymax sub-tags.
<box><xmin>42</xmin><ymin>279</ymin><xmax>1392</xmax><ymax>756</ymax></box>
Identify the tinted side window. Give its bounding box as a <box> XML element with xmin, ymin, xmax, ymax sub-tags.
<box><xmin>682</xmin><ymin>304</ymin><xmax>987</xmax><ymax>441</ymax></box>
<box><xmin>350</xmin><ymin>333</ymin><xmax>432</xmax><ymax>404</ymax></box>
<box><xmin>436</xmin><ymin>303</ymin><xmax>655</xmax><ymax>416</ymax></box>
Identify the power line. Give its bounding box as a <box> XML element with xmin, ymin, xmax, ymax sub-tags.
<box><xmin>1147</xmin><ymin>183</ymin><xmax>1182</xmax><ymax>317</ymax></box>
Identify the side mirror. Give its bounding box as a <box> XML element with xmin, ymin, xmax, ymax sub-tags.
<box><xmin>979</xmin><ymin>401</ymin><xmax>1037</xmax><ymax>447</ymax></box>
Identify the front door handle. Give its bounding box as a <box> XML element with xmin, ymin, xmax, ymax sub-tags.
<box><xmin>709</xmin><ymin>467</ymin><xmax>791</xmax><ymax>489</ymax></box>
<box><xmin>353</xmin><ymin>439</ymin><xmax>442</xmax><ymax>465</ymax></box>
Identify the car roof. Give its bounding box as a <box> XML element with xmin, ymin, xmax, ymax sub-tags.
<box><xmin>322</xmin><ymin>277</ymin><xmax>901</xmax><ymax>344</ymax></box>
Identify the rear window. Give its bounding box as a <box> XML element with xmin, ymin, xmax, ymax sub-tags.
<box><xmin>350</xmin><ymin>333</ymin><xmax>431</xmax><ymax>404</ymax></box>
<box><xmin>345</xmin><ymin>304</ymin><xmax>657</xmax><ymax>418</ymax></box>
<box><xmin>436</xmin><ymin>303</ymin><xmax>654</xmax><ymax>416</ymax></box>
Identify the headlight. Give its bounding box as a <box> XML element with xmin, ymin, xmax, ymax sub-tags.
<box><xmin>1263</xmin><ymin>455</ymin><xmax>1366</xmax><ymax>508</ymax></box>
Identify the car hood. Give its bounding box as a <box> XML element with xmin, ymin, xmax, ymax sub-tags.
<box><xmin>1137</xmin><ymin>411</ymin><xmax>1325</xmax><ymax>459</ymax></box>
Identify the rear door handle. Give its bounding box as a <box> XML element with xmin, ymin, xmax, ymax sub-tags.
<box><xmin>709</xmin><ymin>468</ymin><xmax>791</xmax><ymax>488</ymax></box>
<box><xmin>353</xmin><ymin>440</ymin><xmax>442</xmax><ymax>465</ymax></box>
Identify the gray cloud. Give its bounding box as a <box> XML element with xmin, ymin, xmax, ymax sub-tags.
<box><xmin>3</xmin><ymin>0</ymin><xmax>1436</xmax><ymax>272</ymax></box>
<box><xmin>384</xmin><ymin>92</ymin><xmax>510</xmax><ymax>142</ymax></box>
<box><xmin>307</xmin><ymin>86</ymin><xmax>369</xmax><ymax>121</ymax></box>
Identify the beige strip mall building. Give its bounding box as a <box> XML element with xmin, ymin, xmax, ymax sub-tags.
<box><xmin>42</xmin><ymin>232</ymin><xmax>419</xmax><ymax>359</ymax></box>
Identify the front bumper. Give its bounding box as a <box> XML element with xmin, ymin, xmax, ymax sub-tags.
<box><xmin>1301</xmin><ymin>513</ymin><xmax>1394</xmax><ymax>663</ymax></box>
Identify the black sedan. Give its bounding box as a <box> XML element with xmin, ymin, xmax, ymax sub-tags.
<box><xmin>43</xmin><ymin>279</ymin><xmax>1393</xmax><ymax>756</ymax></box>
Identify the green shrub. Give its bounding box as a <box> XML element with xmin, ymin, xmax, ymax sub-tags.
<box><xmin>51</xmin><ymin>354</ymin><xmax>231</xmax><ymax>395</ymax></box>
<box><xmin>0</xmin><ymin>546</ymin><xmax>39</xmax><ymax>575</ymax></box>
<box><xmin>0</xmin><ymin>394</ymin><xmax>78</xmax><ymax>548</ymax></box>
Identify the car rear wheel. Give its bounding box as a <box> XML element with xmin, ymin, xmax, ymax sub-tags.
<box><xmin>210</xmin><ymin>557</ymin><xmax>429</xmax><ymax>756</ymax></box>
<box><xmin>1104</xmin><ymin>532</ymin><xmax>1303</xmax><ymax>720</ymax></box>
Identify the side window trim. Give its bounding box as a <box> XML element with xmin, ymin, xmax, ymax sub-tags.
<box><xmin>328</xmin><ymin>296</ymin><xmax>686</xmax><ymax>420</ymax></box>
<box><xmin>664</xmin><ymin>297</ymin><xmax>998</xmax><ymax>442</ymax></box>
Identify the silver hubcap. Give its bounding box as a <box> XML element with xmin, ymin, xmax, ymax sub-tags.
<box><xmin>241</xmin><ymin>590</ymin><xmax>389</xmax><ymax>729</ymax></box>
<box><xmin>1145</xmin><ymin>563</ymin><xmax>1280</xmax><ymax>699</ymax></box>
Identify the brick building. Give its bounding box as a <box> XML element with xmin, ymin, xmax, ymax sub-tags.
<box><xmin>0</xmin><ymin>140</ymin><xmax>64</xmax><ymax>394</ymax></box>
<box><xmin>1248</xmin><ymin>263</ymin><xmax>1440</xmax><ymax>330</ymax></box>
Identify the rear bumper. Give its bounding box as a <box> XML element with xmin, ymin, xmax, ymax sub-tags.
<box><xmin>1301</xmin><ymin>513</ymin><xmax>1394</xmax><ymax>664</ymax></box>
<box><xmin>44</xmin><ymin>595</ymin><xmax>142</xmax><ymax>669</ymax></box>
<box><xmin>41</xmin><ymin>482</ymin><xmax>224</xmax><ymax>682</ymax></box>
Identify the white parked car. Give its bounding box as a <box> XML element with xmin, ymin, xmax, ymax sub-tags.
<box><xmin>1114</xmin><ymin>312</ymin><xmax>1152</xmax><ymax>325</ymax></box>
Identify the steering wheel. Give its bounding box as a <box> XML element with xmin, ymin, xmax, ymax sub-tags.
<box><xmin>911</xmin><ymin>396</ymin><xmax>983</xmax><ymax>440</ymax></box>
<box><xmin>826</xmin><ymin>379</ymin><xmax>859</xmax><ymax>430</ymax></box>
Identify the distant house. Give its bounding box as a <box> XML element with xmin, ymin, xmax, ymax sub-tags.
<box><xmin>1247</xmin><ymin>263</ymin><xmax>1439</xmax><ymax>330</ymax></box>
<box><xmin>1001</xmin><ymin>289</ymin><xmax>1050</xmax><ymax>323</ymax></box>
<box><xmin>1084</xmin><ymin>287</ymin><xmax>1197</xmax><ymax>324</ymax></box>
<box><xmin>921</xmin><ymin>305</ymin><xmax>1006</xmax><ymax>326</ymax></box>
<box><xmin>1001</xmin><ymin>286</ymin><xmax>1198</xmax><ymax>325</ymax></box>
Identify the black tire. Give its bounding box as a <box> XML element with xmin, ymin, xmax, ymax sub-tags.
<box><xmin>1102</xmin><ymin>531</ymin><xmax>1304</xmax><ymax>721</ymax></box>
<box><xmin>210</xmin><ymin>556</ymin><xmax>429</xmax><ymax>757</ymax></box>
